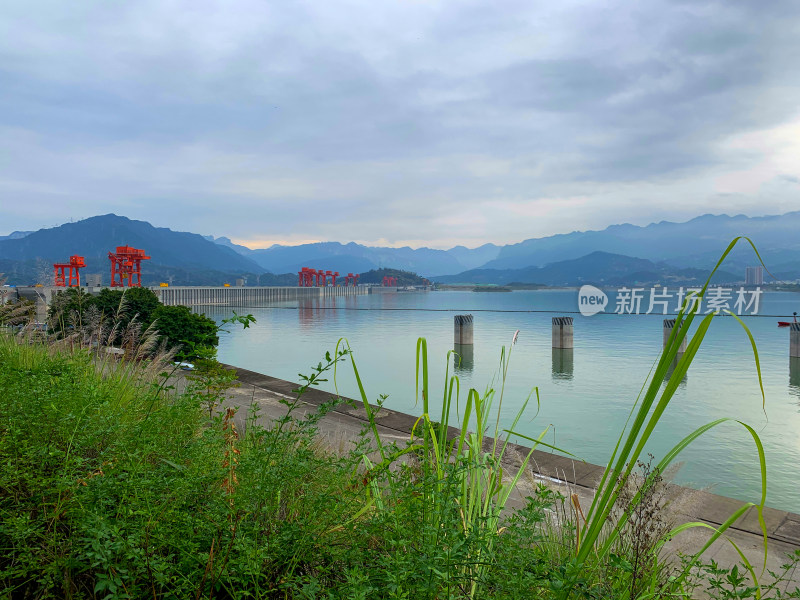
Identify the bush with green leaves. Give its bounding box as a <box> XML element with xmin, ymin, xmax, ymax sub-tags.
<box><xmin>93</xmin><ymin>286</ymin><xmax>161</xmax><ymax>327</ymax></box>
<box><xmin>150</xmin><ymin>304</ymin><xmax>219</xmax><ymax>359</ymax></box>
<box><xmin>46</xmin><ymin>286</ymin><xmax>236</xmax><ymax>360</ymax></box>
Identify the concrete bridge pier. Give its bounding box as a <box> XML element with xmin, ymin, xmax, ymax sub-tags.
<box><xmin>663</xmin><ymin>318</ymin><xmax>688</xmax><ymax>354</ymax></box>
<box><xmin>454</xmin><ymin>314</ymin><xmax>473</xmax><ymax>346</ymax></box>
<box><xmin>552</xmin><ymin>317</ymin><xmax>573</xmax><ymax>349</ymax></box>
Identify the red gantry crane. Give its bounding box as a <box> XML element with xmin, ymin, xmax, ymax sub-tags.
<box><xmin>298</xmin><ymin>267</ymin><xmax>315</xmax><ymax>287</ymax></box>
<box><xmin>53</xmin><ymin>255</ymin><xmax>86</xmax><ymax>287</ymax></box>
<box><xmin>298</xmin><ymin>268</ymin><xmax>340</xmax><ymax>286</ymax></box>
<box><xmin>325</xmin><ymin>270</ymin><xmax>339</xmax><ymax>286</ymax></box>
<box><xmin>382</xmin><ymin>276</ymin><xmax>397</xmax><ymax>287</ymax></box>
<box><xmin>109</xmin><ymin>245</ymin><xmax>150</xmax><ymax>287</ymax></box>
<box><xmin>344</xmin><ymin>273</ymin><xmax>360</xmax><ymax>286</ymax></box>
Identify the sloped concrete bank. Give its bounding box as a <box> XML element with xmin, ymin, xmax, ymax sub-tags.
<box><xmin>217</xmin><ymin>363</ymin><xmax>800</xmax><ymax>575</ymax></box>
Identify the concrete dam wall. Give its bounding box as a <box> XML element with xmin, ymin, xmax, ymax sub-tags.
<box><xmin>11</xmin><ymin>285</ymin><xmax>368</xmax><ymax>317</ymax></box>
<box><xmin>151</xmin><ymin>285</ymin><xmax>367</xmax><ymax>307</ymax></box>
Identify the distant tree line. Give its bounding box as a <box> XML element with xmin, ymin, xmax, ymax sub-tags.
<box><xmin>357</xmin><ymin>268</ymin><xmax>427</xmax><ymax>286</ymax></box>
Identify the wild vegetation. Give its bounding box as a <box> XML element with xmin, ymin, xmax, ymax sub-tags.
<box><xmin>47</xmin><ymin>286</ymin><xmax>220</xmax><ymax>359</ymax></box>
<box><xmin>1</xmin><ymin>240</ymin><xmax>799</xmax><ymax>598</ymax></box>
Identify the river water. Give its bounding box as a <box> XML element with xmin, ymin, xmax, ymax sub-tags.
<box><xmin>204</xmin><ymin>289</ymin><xmax>800</xmax><ymax>513</ymax></box>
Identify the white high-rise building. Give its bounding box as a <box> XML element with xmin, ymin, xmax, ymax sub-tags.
<box><xmin>745</xmin><ymin>266</ymin><xmax>763</xmax><ymax>286</ymax></box>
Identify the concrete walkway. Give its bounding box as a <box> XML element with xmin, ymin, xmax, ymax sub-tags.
<box><xmin>213</xmin><ymin>363</ymin><xmax>800</xmax><ymax>589</ymax></box>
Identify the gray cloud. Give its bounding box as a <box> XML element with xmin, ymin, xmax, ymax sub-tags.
<box><xmin>1</xmin><ymin>0</ymin><xmax>800</xmax><ymax>247</ymax></box>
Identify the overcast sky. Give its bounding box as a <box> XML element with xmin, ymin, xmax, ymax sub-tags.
<box><xmin>1</xmin><ymin>1</ymin><xmax>799</xmax><ymax>249</ymax></box>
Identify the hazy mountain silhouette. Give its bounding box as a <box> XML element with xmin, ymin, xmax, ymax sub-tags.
<box><xmin>0</xmin><ymin>231</ymin><xmax>32</xmax><ymax>241</ymax></box>
<box><xmin>209</xmin><ymin>212</ymin><xmax>800</xmax><ymax>278</ymax></box>
<box><xmin>481</xmin><ymin>212</ymin><xmax>800</xmax><ymax>272</ymax></box>
<box><xmin>436</xmin><ymin>251</ymin><xmax>741</xmax><ymax>286</ymax></box>
<box><xmin>207</xmin><ymin>239</ymin><xmax>500</xmax><ymax>276</ymax></box>
<box><xmin>0</xmin><ymin>214</ymin><xmax>262</xmax><ymax>285</ymax></box>
<box><xmin>3</xmin><ymin>212</ymin><xmax>800</xmax><ymax>286</ymax></box>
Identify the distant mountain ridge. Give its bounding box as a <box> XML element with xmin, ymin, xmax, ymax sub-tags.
<box><xmin>0</xmin><ymin>231</ymin><xmax>32</xmax><ymax>241</ymax></box>
<box><xmin>204</xmin><ymin>237</ymin><xmax>501</xmax><ymax>277</ymax></box>
<box><xmin>0</xmin><ymin>214</ymin><xmax>262</xmax><ymax>285</ymax></box>
<box><xmin>3</xmin><ymin>211</ymin><xmax>800</xmax><ymax>286</ymax></box>
<box><xmin>205</xmin><ymin>211</ymin><xmax>800</xmax><ymax>281</ymax></box>
<box><xmin>436</xmin><ymin>251</ymin><xmax>741</xmax><ymax>287</ymax></box>
<box><xmin>481</xmin><ymin>212</ymin><xmax>800</xmax><ymax>273</ymax></box>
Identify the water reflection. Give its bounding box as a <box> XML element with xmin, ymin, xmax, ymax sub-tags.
<box><xmin>664</xmin><ymin>357</ymin><xmax>688</xmax><ymax>387</ymax></box>
<box><xmin>552</xmin><ymin>348</ymin><xmax>573</xmax><ymax>381</ymax></box>
<box><xmin>790</xmin><ymin>357</ymin><xmax>800</xmax><ymax>402</ymax></box>
<box><xmin>298</xmin><ymin>298</ymin><xmax>339</xmax><ymax>330</ymax></box>
<box><xmin>298</xmin><ymin>299</ymin><xmax>317</xmax><ymax>330</ymax></box>
<box><xmin>453</xmin><ymin>344</ymin><xmax>474</xmax><ymax>372</ymax></box>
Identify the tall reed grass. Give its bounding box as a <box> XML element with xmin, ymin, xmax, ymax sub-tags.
<box><xmin>339</xmin><ymin>237</ymin><xmax>783</xmax><ymax>599</ymax></box>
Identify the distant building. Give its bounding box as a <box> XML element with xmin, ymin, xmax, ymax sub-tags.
<box><xmin>235</xmin><ymin>278</ymin><xmax>245</xmax><ymax>287</ymax></box>
<box><xmin>745</xmin><ymin>266</ymin><xmax>763</xmax><ymax>286</ymax></box>
<box><xmin>84</xmin><ymin>273</ymin><xmax>102</xmax><ymax>287</ymax></box>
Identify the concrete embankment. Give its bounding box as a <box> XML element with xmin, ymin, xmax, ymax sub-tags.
<box><xmin>214</xmin><ymin>363</ymin><xmax>800</xmax><ymax>578</ymax></box>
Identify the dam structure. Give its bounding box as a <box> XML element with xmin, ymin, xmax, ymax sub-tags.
<box><xmin>12</xmin><ymin>285</ymin><xmax>367</xmax><ymax>319</ymax></box>
<box><xmin>151</xmin><ymin>285</ymin><xmax>366</xmax><ymax>307</ymax></box>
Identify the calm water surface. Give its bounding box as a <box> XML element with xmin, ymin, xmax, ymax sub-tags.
<box><xmin>204</xmin><ymin>289</ymin><xmax>800</xmax><ymax>512</ymax></box>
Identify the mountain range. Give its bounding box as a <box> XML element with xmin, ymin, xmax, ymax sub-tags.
<box><xmin>0</xmin><ymin>231</ymin><xmax>33</xmax><ymax>241</ymax></box>
<box><xmin>435</xmin><ymin>251</ymin><xmax>741</xmax><ymax>286</ymax></box>
<box><xmin>1</xmin><ymin>212</ymin><xmax>799</xmax><ymax>286</ymax></box>
<box><xmin>479</xmin><ymin>212</ymin><xmax>800</xmax><ymax>272</ymax></box>
<box><xmin>204</xmin><ymin>212</ymin><xmax>800</xmax><ymax>281</ymax></box>
<box><xmin>0</xmin><ymin>215</ymin><xmax>262</xmax><ymax>286</ymax></box>
<box><xmin>202</xmin><ymin>236</ymin><xmax>501</xmax><ymax>276</ymax></box>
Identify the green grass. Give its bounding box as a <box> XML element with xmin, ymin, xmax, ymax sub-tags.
<box><xmin>0</xmin><ymin>335</ymin><xmax>369</xmax><ymax>598</ymax></box>
<box><xmin>2</xmin><ymin>331</ymin><xmax>799</xmax><ymax>599</ymax></box>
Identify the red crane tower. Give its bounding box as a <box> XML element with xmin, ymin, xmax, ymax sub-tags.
<box><xmin>109</xmin><ymin>245</ymin><xmax>150</xmax><ymax>287</ymax></box>
<box><xmin>325</xmin><ymin>270</ymin><xmax>339</xmax><ymax>286</ymax></box>
<box><xmin>344</xmin><ymin>273</ymin><xmax>360</xmax><ymax>286</ymax></box>
<box><xmin>298</xmin><ymin>267</ymin><xmax>342</xmax><ymax>287</ymax></box>
<box><xmin>299</xmin><ymin>267</ymin><xmax>316</xmax><ymax>287</ymax></box>
<box><xmin>382</xmin><ymin>276</ymin><xmax>397</xmax><ymax>287</ymax></box>
<box><xmin>53</xmin><ymin>255</ymin><xmax>86</xmax><ymax>287</ymax></box>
